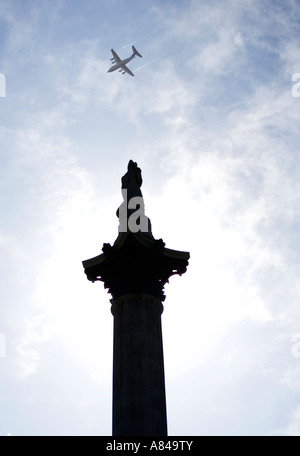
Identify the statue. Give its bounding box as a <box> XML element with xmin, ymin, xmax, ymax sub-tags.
<box><xmin>117</xmin><ymin>160</ymin><xmax>154</xmax><ymax>238</ymax></box>
<box><xmin>121</xmin><ymin>160</ymin><xmax>143</xmax><ymax>201</ymax></box>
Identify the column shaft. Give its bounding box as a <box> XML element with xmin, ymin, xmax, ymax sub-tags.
<box><xmin>111</xmin><ymin>293</ymin><xmax>168</xmax><ymax>436</ymax></box>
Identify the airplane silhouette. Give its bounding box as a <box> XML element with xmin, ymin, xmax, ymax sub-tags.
<box><xmin>107</xmin><ymin>46</ymin><xmax>142</xmax><ymax>77</ymax></box>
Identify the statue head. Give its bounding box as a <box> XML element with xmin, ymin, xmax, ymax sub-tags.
<box><xmin>128</xmin><ymin>160</ymin><xmax>138</xmax><ymax>171</ymax></box>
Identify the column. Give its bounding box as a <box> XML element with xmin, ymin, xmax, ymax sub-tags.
<box><xmin>111</xmin><ymin>293</ymin><xmax>167</xmax><ymax>436</ymax></box>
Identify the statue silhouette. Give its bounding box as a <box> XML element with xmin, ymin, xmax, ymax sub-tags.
<box><xmin>116</xmin><ymin>160</ymin><xmax>154</xmax><ymax>238</ymax></box>
<box><xmin>121</xmin><ymin>160</ymin><xmax>143</xmax><ymax>201</ymax></box>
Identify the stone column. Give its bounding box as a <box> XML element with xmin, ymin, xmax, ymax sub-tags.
<box><xmin>111</xmin><ymin>293</ymin><xmax>167</xmax><ymax>436</ymax></box>
<box><xmin>82</xmin><ymin>160</ymin><xmax>189</xmax><ymax>437</ymax></box>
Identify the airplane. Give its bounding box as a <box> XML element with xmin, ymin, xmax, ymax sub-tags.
<box><xmin>107</xmin><ymin>45</ymin><xmax>142</xmax><ymax>77</ymax></box>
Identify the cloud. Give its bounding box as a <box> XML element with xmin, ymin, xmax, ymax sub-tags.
<box><xmin>126</xmin><ymin>22</ymin><xmax>300</xmax><ymax>380</ymax></box>
<box><xmin>0</xmin><ymin>333</ymin><xmax>5</xmax><ymax>358</ymax></box>
<box><xmin>275</xmin><ymin>405</ymin><xmax>300</xmax><ymax>436</ymax></box>
<box><xmin>10</xmin><ymin>0</ymin><xmax>298</xmax><ymax>394</ymax></box>
<box><xmin>9</xmin><ymin>123</ymin><xmax>115</xmax><ymax>380</ymax></box>
<box><xmin>16</xmin><ymin>314</ymin><xmax>51</xmax><ymax>377</ymax></box>
<box><xmin>1</xmin><ymin>0</ymin><xmax>300</xmax><ymax>436</ymax></box>
<box><xmin>192</xmin><ymin>28</ymin><xmax>244</xmax><ymax>76</ymax></box>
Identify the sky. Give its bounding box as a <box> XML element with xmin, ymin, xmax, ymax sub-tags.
<box><xmin>1</xmin><ymin>0</ymin><xmax>300</xmax><ymax>436</ymax></box>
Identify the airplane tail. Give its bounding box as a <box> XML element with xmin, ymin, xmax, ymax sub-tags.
<box><xmin>132</xmin><ymin>45</ymin><xmax>142</xmax><ymax>58</ymax></box>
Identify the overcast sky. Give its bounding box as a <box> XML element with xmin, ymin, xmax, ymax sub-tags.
<box><xmin>1</xmin><ymin>0</ymin><xmax>300</xmax><ymax>436</ymax></box>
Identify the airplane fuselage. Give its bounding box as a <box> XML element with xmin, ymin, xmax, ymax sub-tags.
<box><xmin>108</xmin><ymin>55</ymin><xmax>135</xmax><ymax>73</ymax></box>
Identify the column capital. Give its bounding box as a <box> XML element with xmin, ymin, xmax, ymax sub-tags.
<box><xmin>82</xmin><ymin>232</ymin><xmax>189</xmax><ymax>302</ymax></box>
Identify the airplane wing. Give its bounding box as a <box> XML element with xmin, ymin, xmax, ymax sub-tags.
<box><xmin>121</xmin><ymin>64</ymin><xmax>134</xmax><ymax>77</ymax></box>
<box><xmin>111</xmin><ymin>49</ymin><xmax>121</xmax><ymax>62</ymax></box>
